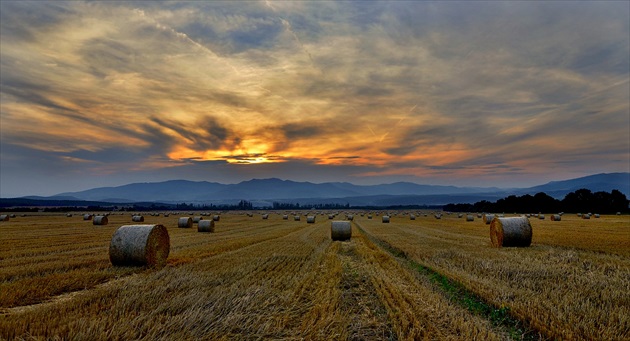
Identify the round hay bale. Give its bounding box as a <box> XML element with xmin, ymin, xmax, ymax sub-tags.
<box><xmin>538</xmin><ymin>214</ymin><xmax>545</xmax><ymax>220</ymax></box>
<box><xmin>212</xmin><ymin>215</ymin><xmax>220</xmax><ymax>222</ymax></box>
<box><xmin>594</xmin><ymin>214</ymin><xmax>600</xmax><ymax>218</ymax></box>
<box><xmin>93</xmin><ymin>215</ymin><xmax>108</xmax><ymax>225</ymax></box>
<box><xmin>66</xmin><ymin>213</ymin><xmax>73</xmax><ymax>217</ymax></box>
<box><xmin>193</xmin><ymin>216</ymin><xmax>203</xmax><ymax>223</ymax></box>
<box><xmin>9</xmin><ymin>214</ymin><xmax>16</xmax><ymax>218</ymax></box>
<box><xmin>551</xmin><ymin>214</ymin><xmax>561</xmax><ymax>221</ymax></box>
<box><xmin>617</xmin><ymin>212</ymin><xmax>621</xmax><ymax>215</ymax></box>
<box><xmin>262</xmin><ymin>214</ymin><xmax>269</xmax><ymax>220</ymax></box>
<box><xmin>178</xmin><ymin>217</ymin><xmax>193</xmax><ymax>228</ymax></box>
<box><xmin>477</xmin><ymin>213</ymin><xmax>482</xmax><ymax>218</ymax></box>
<box><xmin>83</xmin><ymin>214</ymin><xmax>93</xmax><ymax>221</ymax></box>
<box><xmin>458</xmin><ymin>213</ymin><xmax>463</xmax><ymax>218</ymax></box>
<box><xmin>410</xmin><ymin>214</ymin><xmax>416</xmax><ymax>220</ymax></box>
<box><xmin>483</xmin><ymin>214</ymin><xmax>495</xmax><ymax>224</ymax></box>
<box><xmin>247</xmin><ymin>213</ymin><xmax>254</xmax><ymax>217</ymax></box>
<box><xmin>109</xmin><ymin>224</ymin><xmax>170</xmax><ymax>268</ymax></box>
<box><xmin>0</xmin><ymin>214</ymin><xmax>9</xmax><ymax>221</ymax></box>
<box><xmin>466</xmin><ymin>215</ymin><xmax>474</xmax><ymax>222</ymax></box>
<box><xmin>294</xmin><ymin>215</ymin><xmax>301</xmax><ymax>221</ymax></box>
<box><xmin>328</xmin><ymin>214</ymin><xmax>334</xmax><ymax>219</ymax></box>
<box><xmin>382</xmin><ymin>215</ymin><xmax>390</xmax><ymax>223</ymax></box>
<box><xmin>367</xmin><ymin>214</ymin><xmax>373</xmax><ymax>219</ymax></box>
<box><xmin>347</xmin><ymin>214</ymin><xmax>354</xmax><ymax>221</ymax></box>
<box><xmin>434</xmin><ymin>214</ymin><xmax>441</xmax><ymax>220</ymax></box>
<box><xmin>307</xmin><ymin>215</ymin><xmax>316</xmax><ymax>223</ymax></box>
<box><xmin>198</xmin><ymin>220</ymin><xmax>215</xmax><ymax>232</ymax></box>
<box><xmin>331</xmin><ymin>221</ymin><xmax>351</xmax><ymax>241</ymax></box>
<box><xmin>582</xmin><ymin>214</ymin><xmax>591</xmax><ymax>219</ymax></box>
<box><xmin>490</xmin><ymin>217</ymin><xmax>532</xmax><ymax>247</ymax></box>
<box><xmin>282</xmin><ymin>214</ymin><xmax>288</xmax><ymax>220</ymax></box>
<box><xmin>132</xmin><ymin>215</ymin><xmax>144</xmax><ymax>222</ymax></box>
<box><xmin>164</xmin><ymin>213</ymin><xmax>170</xmax><ymax>217</ymax></box>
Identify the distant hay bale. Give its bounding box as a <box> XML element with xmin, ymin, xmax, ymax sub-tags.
<box><xmin>410</xmin><ymin>214</ymin><xmax>416</xmax><ymax>220</ymax></box>
<box><xmin>483</xmin><ymin>214</ymin><xmax>495</xmax><ymax>224</ymax></box>
<box><xmin>0</xmin><ymin>215</ymin><xmax>9</xmax><ymax>222</ymax></box>
<box><xmin>367</xmin><ymin>214</ymin><xmax>373</xmax><ymax>219</ymax></box>
<box><xmin>132</xmin><ymin>215</ymin><xmax>144</xmax><ymax>222</ymax></box>
<box><xmin>617</xmin><ymin>212</ymin><xmax>621</xmax><ymax>215</ymax></box>
<box><xmin>477</xmin><ymin>213</ymin><xmax>482</xmax><ymax>218</ymax></box>
<box><xmin>328</xmin><ymin>214</ymin><xmax>334</xmax><ymax>219</ymax></box>
<box><xmin>466</xmin><ymin>215</ymin><xmax>474</xmax><ymax>222</ymax></box>
<box><xmin>83</xmin><ymin>214</ymin><xmax>93</xmax><ymax>221</ymax></box>
<box><xmin>193</xmin><ymin>216</ymin><xmax>203</xmax><ymax>223</ymax></box>
<box><xmin>307</xmin><ymin>215</ymin><xmax>316</xmax><ymax>223</ymax></box>
<box><xmin>594</xmin><ymin>214</ymin><xmax>600</xmax><ymax>218</ymax></box>
<box><xmin>490</xmin><ymin>217</ymin><xmax>532</xmax><ymax>247</ymax></box>
<box><xmin>538</xmin><ymin>214</ymin><xmax>545</xmax><ymax>220</ymax></box>
<box><xmin>294</xmin><ymin>215</ymin><xmax>301</xmax><ymax>221</ymax></box>
<box><xmin>434</xmin><ymin>214</ymin><xmax>441</xmax><ymax>220</ymax></box>
<box><xmin>109</xmin><ymin>224</ymin><xmax>170</xmax><ymax>268</ymax></box>
<box><xmin>178</xmin><ymin>217</ymin><xmax>193</xmax><ymax>228</ymax></box>
<box><xmin>262</xmin><ymin>214</ymin><xmax>269</xmax><ymax>220</ymax></box>
<box><xmin>582</xmin><ymin>214</ymin><xmax>591</xmax><ymax>220</ymax></box>
<box><xmin>212</xmin><ymin>215</ymin><xmax>220</xmax><ymax>222</ymax></box>
<box><xmin>347</xmin><ymin>214</ymin><xmax>354</xmax><ymax>221</ymax></box>
<box><xmin>164</xmin><ymin>213</ymin><xmax>170</xmax><ymax>217</ymax></box>
<box><xmin>551</xmin><ymin>214</ymin><xmax>561</xmax><ymax>221</ymax></box>
<box><xmin>93</xmin><ymin>216</ymin><xmax>108</xmax><ymax>225</ymax></box>
<box><xmin>9</xmin><ymin>214</ymin><xmax>16</xmax><ymax>218</ymax></box>
<box><xmin>247</xmin><ymin>213</ymin><xmax>254</xmax><ymax>217</ymax></box>
<box><xmin>282</xmin><ymin>214</ymin><xmax>288</xmax><ymax>220</ymax></box>
<box><xmin>331</xmin><ymin>221</ymin><xmax>351</xmax><ymax>241</ymax></box>
<box><xmin>458</xmin><ymin>213</ymin><xmax>463</xmax><ymax>218</ymax></box>
<box><xmin>198</xmin><ymin>220</ymin><xmax>215</xmax><ymax>232</ymax></box>
<box><xmin>382</xmin><ymin>215</ymin><xmax>390</xmax><ymax>223</ymax></box>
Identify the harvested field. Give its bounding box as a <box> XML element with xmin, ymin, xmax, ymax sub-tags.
<box><xmin>0</xmin><ymin>212</ymin><xmax>628</xmax><ymax>340</ymax></box>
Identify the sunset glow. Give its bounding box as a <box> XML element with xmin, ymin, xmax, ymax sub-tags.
<box><xmin>0</xmin><ymin>1</ymin><xmax>628</xmax><ymax>196</ymax></box>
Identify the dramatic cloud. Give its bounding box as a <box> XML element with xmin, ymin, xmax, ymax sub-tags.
<box><xmin>1</xmin><ymin>1</ymin><xmax>628</xmax><ymax>196</ymax></box>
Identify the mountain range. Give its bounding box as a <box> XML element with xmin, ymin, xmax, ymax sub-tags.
<box><xmin>16</xmin><ymin>172</ymin><xmax>628</xmax><ymax>207</ymax></box>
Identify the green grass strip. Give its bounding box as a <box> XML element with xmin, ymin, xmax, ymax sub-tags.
<box><xmin>354</xmin><ymin>223</ymin><xmax>546</xmax><ymax>341</ymax></box>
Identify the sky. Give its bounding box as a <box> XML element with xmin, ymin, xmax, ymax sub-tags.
<box><xmin>1</xmin><ymin>1</ymin><xmax>629</xmax><ymax>197</ymax></box>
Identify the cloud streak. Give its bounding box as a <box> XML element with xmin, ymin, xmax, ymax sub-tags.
<box><xmin>1</xmin><ymin>1</ymin><xmax>628</xmax><ymax>196</ymax></box>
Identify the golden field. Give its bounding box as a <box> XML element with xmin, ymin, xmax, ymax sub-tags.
<box><xmin>0</xmin><ymin>212</ymin><xmax>628</xmax><ymax>340</ymax></box>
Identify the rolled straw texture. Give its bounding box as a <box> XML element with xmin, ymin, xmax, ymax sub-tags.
<box><xmin>109</xmin><ymin>224</ymin><xmax>170</xmax><ymax>268</ymax></box>
<box><xmin>331</xmin><ymin>221</ymin><xmax>351</xmax><ymax>241</ymax></box>
<box><xmin>178</xmin><ymin>217</ymin><xmax>193</xmax><ymax>228</ymax></box>
<box><xmin>93</xmin><ymin>216</ymin><xmax>108</xmax><ymax>225</ymax></box>
<box><xmin>490</xmin><ymin>217</ymin><xmax>532</xmax><ymax>248</ymax></box>
<box><xmin>198</xmin><ymin>220</ymin><xmax>215</xmax><ymax>232</ymax></box>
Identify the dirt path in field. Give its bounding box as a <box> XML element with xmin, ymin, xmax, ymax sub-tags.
<box><xmin>338</xmin><ymin>240</ymin><xmax>397</xmax><ymax>340</ymax></box>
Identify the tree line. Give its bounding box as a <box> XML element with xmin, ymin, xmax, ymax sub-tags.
<box><xmin>443</xmin><ymin>189</ymin><xmax>628</xmax><ymax>214</ymax></box>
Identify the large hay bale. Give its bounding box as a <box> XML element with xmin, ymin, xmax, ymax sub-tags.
<box><xmin>551</xmin><ymin>214</ymin><xmax>561</xmax><ymax>221</ymax></box>
<box><xmin>382</xmin><ymin>215</ymin><xmax>390</xmax><ymax>223</ymax></box>
<box><xmin>483</xmin><ymin>214</ymin><xmax>495</xmax><ymax>224</ymax></box>
<box><xmin>490</xmin><ymin>217</ymin><xmax>532</xmax><ymax>247</ymax></box>
<box><xmin>466</xmin><ymin>215</ymin><xmax>474</xmax><ymax>222</ymax></box>
<box><xmin>93</xmin><ymin>215</ymin><xmax>108</xmax><ymax>225</ymax></box>
<box><xmin>178</xmin><ymin>217</ymin><xmax>193</xmax><ymax>228</ymax></box>
<box><xmin>109</xmin><ymin>224</ymin><xmax>170</xmax><ymax>268</ymax></box>
<box><xmin>212</xmin><ymin>215</ymin><xmax>220</xmax><ymax>222</ymax></box>
<box><xmin>83</xmin><ymin>214</ymin><xmax>93</xmax><ymax>221</ymax></box>
<box><xmin>193</xmin><ymin>216</ymin><xmax>203</xmax><ymax>223</ymax></box>
<box><xmin>132</xmin><ymin>215</ymin><xmax>144</xmax><ymax>222</ymax></box>
<box><xmin>331</xmin><ymin>221</ymin><xmax>351</xmax><ymax>241</ymax></box>
<box><xmin>307</xmin><ymin>215</ymin><xmax>316</xmax><ymax>223</ymax></box>
<box><xmin>0</xmin><ymin>215</ymin><xmax>9</xmax><ymax>221</ymax></box>
<box><xmin>198</xmin><ymin>220</ymin><xmax>215</xmax><ymax>232</ymax></box>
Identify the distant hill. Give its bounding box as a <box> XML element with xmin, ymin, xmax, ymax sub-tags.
<box><xmin>3</xmin><ymin>172</ymin><xmax>627</xmax><ymax>207</ymax></box>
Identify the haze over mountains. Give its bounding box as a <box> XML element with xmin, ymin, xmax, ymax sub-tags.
<box><xmin>16</xmin><ymin>172</ymin><xmax>627</xmax><ymax>207</ymax></box>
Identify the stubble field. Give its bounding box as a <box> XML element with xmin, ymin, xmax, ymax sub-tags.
<box><xmin>0</xmin><ymin>211</ymin><xmax>628</xmax><ymax>340</ymax></box>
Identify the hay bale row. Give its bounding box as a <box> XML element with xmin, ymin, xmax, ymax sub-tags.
<box><xmin>490</xmin><ymin>217</ymin><xmax>532</xmax><ymax>247</ymax></box>
<box><xmin>331</xmin><ymin>221</ymin><xmax>351</xmax><ymax>241</ymax></box>
<box><xmin>109</xmin><ymin>224</ymin><xmax>170</xmax><ymax>268</ymax></box>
